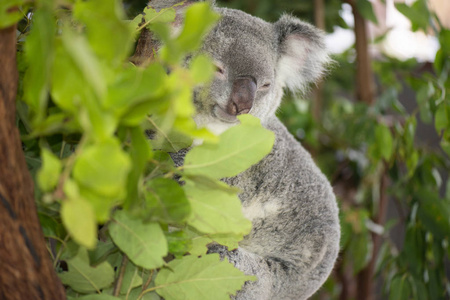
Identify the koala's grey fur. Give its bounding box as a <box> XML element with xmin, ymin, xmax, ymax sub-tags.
<box><xmin>150</xmin><ymin>1</ymin><xmax>340</xmax><ymax>299</ymax></box>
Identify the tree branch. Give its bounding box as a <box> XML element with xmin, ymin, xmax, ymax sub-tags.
<box><xmin>0</xmin><ymin>24</ymin><xmax>66</xmax><ymax>299</ymax></box>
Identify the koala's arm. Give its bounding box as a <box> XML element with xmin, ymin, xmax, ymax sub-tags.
<box><xmin>210</xmin><ymin>117</ymin><xmax>340</xmax><ymax>300</ymax></box>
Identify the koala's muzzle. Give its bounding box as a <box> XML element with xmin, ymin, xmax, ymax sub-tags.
<box><xmin>226</xmin><ymin>77</ymin><xmax>256</xmax><ymax>116</ymax></box>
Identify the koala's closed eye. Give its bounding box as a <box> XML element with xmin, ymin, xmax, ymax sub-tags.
<box><xmin>214</xmin><ymin>63</ymin><xmax>226</xmax><ymax>78</ymax></box>
<box><xmin>260</xmin><ymin>82</ymin><xmax>271</xmax><ymax>89</ymax></box>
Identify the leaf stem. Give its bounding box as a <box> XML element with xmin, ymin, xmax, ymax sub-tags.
<box><xmin>113</xmin><ymin>254</ymin><xmax>129</xmax><ymax>296</ymax></box>
<box><xmin>52</xmin><ymin>234</ymin><xmax>69</xmax><ymax>268</ymax></box>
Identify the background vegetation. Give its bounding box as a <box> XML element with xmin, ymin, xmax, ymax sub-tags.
<box><xmin>216</xmin><ymin>0</ymin><xmax>450</xmax><ymax>299</ymax></box>
<box><xmin>0</xmin><ymin>0</ymin><xmax>449</xmax><ymax>299</ymax></box>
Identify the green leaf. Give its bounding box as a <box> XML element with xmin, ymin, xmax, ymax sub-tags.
<box><xmin>184</xmin><ymin>114</ymin><xmax>274</xmax><ymax>179</ymax></box>
<box><xmin>356</xmin><ymin>0</ymin><xmax>378</xmax><ymax>24</ymax></box>
<box><xmin>186</xmin><ymin>228</ymin><xmax>241</xmax><ymax>256</ymax></box>
<box><xmin>389</xmin><ymin>275</ymin><xmax>412</xmax><ymax>300</ymax></box>
<box><xmin>59</xmin><ymin>247</ymin><xmax>115</xmax><ymax>293</ymax></box>
<box><xmin>184</xmin><ymin>180</ymin><xmax>252</xmax><ymax>236</ymax></box>
<box><xmin>416</xmin><ymin>85</ymin><xmax>433</xmax><ymax>124</ymax></box>
<box><xmin>60</xmin><ymin>25</ymin><xmax>107</xmax><ymax>101</ymax></box>
<box><xmin>105</xmin><ymin>64</ymin><xmax>167</xmax><ymax>117</ymax></box>
<box><xmin>73</xmin><ymin>138</ymin><xmax>131</xmax><ymax>199</ymax></box>
<box><xmin>441</xmin><ymin>139</ymin><xmax>450</xmax><ymax>156</ymax></box>
<box><xmin>159</xmin><ymin>2</ymin><xmax>220</xmax><ymax>63</ymax></box>
<box><xmin>0</xmin><ymin>0</ymin><xmax>24</xmax><ymax>28</ymax></box>
<box><xmin>395</xmin><ymin>1</ymin><xmax>429</xmax><ymax>32</ymax></box>
<box><xmin>78</xmin><ymin>296</ymin><xmax>120</xmax><ymax>300</ymax></box>
<box><xmin>410</xmin><ymin>277</ymin><xmax>428</xmax><ymax>300</ymax></box>
<box><xmin>51</xmin><ymin>32</ymin><xmax>116</xmax><ymax>140</ymax></box>
<box><xmin>61</xmin><ymin>196</ymin><xmax>97</xmax><ymax>249</ymax></box>
<box><xmin>151</xmin><ymin>128</ymin><xmax>193</xmax><ymax>152</ymax></box>
<box><xmin>166</xmin><ymin>230</ymin><xmax>192</xmax><ymax>258</ymax></box>
<box><xmin>130</xmin><ymin>6</ymin><xmax>176</xmax><ymax>33</ymax></box>
<box><xmin>435</xmin><ymin>104</ymin><xmax>449</xmax><ymax>132</ymax></box>
<box><xmin>144</xmin><ymin>6</ymin><xmax>176</xmax><ymax>25</ymax></box>
<box><xmin>417</xmin><ymin>188</ymin><xmax>450</xmax><ymax>240</ymax></box>
<box><xmin>88</xmin><ymin>238</ymin><xmax>116</xmax><ymax>266</ymax></box>
<box><xmin>74</xmin><ymin>0</ymin><xmax>133</xmax><ymax>64</ymax></box>
<box><xmin>154</xmin><ymin>254</ymin><xmax>256</xmax><ymax>300</ymax></box>
<box><xmin>109</xmin><ymin>210</ymin><xmax>168</xmax><ymax>269</ymax></box>
<box><xmin>176</xmin><ymin>3</ymin><xmax>220</xmax><ymax>52</ymax></box>
<box><xmin>190</xmin><ymin>54</ymin><xmax>215</xmax><ymax>84</ymax></box>
<box><xmin>144</xmin><ymin>178</ymin><xmax>191</xmax><ymax>223</ymax></box>
<box><xmin>38</xmin><ymin>213</ymin><xmax>62</xmax><ymax>237</ymax></box>
<box><xmin>37</xmin><ymin>148</ymin><xmax>62</xmax><ymax>192</ymax></box>
<box><xmin>23</xmin><ymin>2</ymin><xmax>54</xmax><ymax>123</ymax></box>
<box><xmin>120</xmin><ymin>262</ymin><xmax>143</xmax><ymax>295</ymax></box>
<box><xmin>125</xmin><ymin>126</ymin><xmax>153</xmax><ymax>208</ymax></box>
<box><xmin>376</xmin><ymin>124</ymin><xmax>394</xmax><ymax>161</ymax></box>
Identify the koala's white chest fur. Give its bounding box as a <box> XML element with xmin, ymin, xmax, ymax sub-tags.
<box><xmin>241</xmin><ymin>198</ymin><xmax>280</xmax><ymax>221</ymax></box>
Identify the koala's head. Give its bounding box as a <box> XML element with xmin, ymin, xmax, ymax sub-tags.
<box><xmin>152</xmin><ymin>0</ymin><xmax>331</xmax><ymax>134</ymax></box>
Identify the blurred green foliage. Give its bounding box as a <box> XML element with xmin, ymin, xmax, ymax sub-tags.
<box><xmin>219</xmin><ymin>0</ymin><xmax>450</xmax><ymax>299</ymax></box>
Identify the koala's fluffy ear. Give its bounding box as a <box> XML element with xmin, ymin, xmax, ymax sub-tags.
<box><xmin>274</xmin><ymin>14</ymin><xmax>331</xmax><ymax>92</ymax></box>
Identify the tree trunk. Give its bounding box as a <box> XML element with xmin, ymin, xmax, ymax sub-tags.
<box><xmin>0</xmin><ymin>24</ymin><xmax>66</xmax><ymax>300</ymax></box>
<box><xmin>352</xmin><ymin>1</ymin><xmax>375</xmax><ymax>105</ymax></box>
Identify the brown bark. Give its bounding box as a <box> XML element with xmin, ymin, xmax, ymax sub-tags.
<box><xmin>0</xmin><ymin>24</ymin><xmax>66</xmax><ymax>300</ymax></box>
<box><xmin>348</xmin><ymin>0</ymin><xmax>375</xmax><ymax>105</ymax></box>
<box><xmin>353</xmin><ymin>5</ymin><xmax>375</xmax><ymax>105</ymax></box>
<box><xmin>312</xmin><ymin>0</ymin><xmax>326</xmax><ymax>121</ymax></box>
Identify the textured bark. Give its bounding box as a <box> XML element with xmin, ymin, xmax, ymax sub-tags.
<box><xmin>312</xmin><ymin>0</ymin><xmax>326</xmax><ymax>121</ymax></box>
<box><xmin>0</xmin><ymin>24</ymin><xmax>66</xmax><ymax>300</ymax></box>
<box><xmin>351</xmin><ymin>1</ymin><xmax>375</xmax><ymax>105</ymax></box>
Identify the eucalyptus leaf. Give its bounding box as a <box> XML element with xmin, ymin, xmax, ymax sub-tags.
<box><xmin>61</xmin><ymin>197</ymin><xmax>97</xmax><ymax>249</ymax></box>
<box><xmin>184</xmin><ymin>180</ymin><xmax>252</xmax><ymax>236</ymax></box>
<box><xmin>78</xmin><ymin>295</ymin><xmax>120</xmax><ymax>300</ymax></box>
<box><xmin>73</xmin><ymin>138</ymin><xmax>131</xmax><ymax>199</ymax></box>
<box><xmin>119</xmin><ymin>261</ymin><xmax>143</xmax><ymax>295</ymax></box>
<box><xmin>356</xmin><ymin>0</ymin><xmax>378</xmax><ymax>25</ymax></box>
<box><xmin>74</xmin><ymin>0</ymin><xmax>133</xmax><ymax>64</ymax></box>
<box><xmin>23</xmin><ymin>2</ymin><xmax>54</xmax><ymax>122</ymax></box>
<box><xmin>395</xmin><ymin>1</ymin><xmax>429</xmax><ymax>32</ymax></box>
<box><xmin>144</xmin><ymin>178</ymin><xmax>191</xmax><ymax>223</ymax></box>
<box><xmin>184</xmin><ymin>114</ymin><xmax>274</xmax><ymax>179</ymax></box>
<box><xmin>435</xmin><ymin>104</ymin><xmax>449</xmax><ymax>132</ymax></box>
<box><xmin>389</xmin><ymin>275</ymin><xmax>411</xmax><ymax>300</ymax></box>
<box><xmin>109</xmin><ymin>210</ymin><xmax>168</xmax><ymax>269</ymax></box>
<box><xmin>37</xmin><ymin>148</ymin><xmax>62</xmax><ymax>192</ymax></box>
<box><xmin>59</xmin><ymin>247</ymin><xmax>115</xmax><ymax>293</ymax></box>
<box><xmin>0</xmin><ymin>0</ymin><xmax>24</xmax><ymax>28</ymax></box>
<box><xmin>125</xmin><ymin>126</ymin><xmax>153</xmax><ymax>208</ymax></box>
<box><xmin>154</xmin><ymin>254</ymin><xmax>256</xmax><ymax>300</ymax></box>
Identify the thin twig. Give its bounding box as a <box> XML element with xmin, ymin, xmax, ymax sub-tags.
<box><xmin>113</xmin><ymin>255</ymin><xmax>129</xmax><ymax>296</ymax></box>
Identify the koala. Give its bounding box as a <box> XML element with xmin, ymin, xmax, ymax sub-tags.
<box><xmin>149</xmin><ymin>1</ymin><xmax>340</xmax><ymax>299</ymax></box>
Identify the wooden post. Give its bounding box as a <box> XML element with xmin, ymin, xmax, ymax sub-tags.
<box><xmin>0</xmin><ymin>24</ymin><xmax>66</xmax><ymax>300</ymax></box>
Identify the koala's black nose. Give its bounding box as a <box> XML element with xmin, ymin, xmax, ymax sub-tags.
<box><xmin>227</xmin><ymin>77</ymin><xmax>257</xmax><ymax>116</ymax></box>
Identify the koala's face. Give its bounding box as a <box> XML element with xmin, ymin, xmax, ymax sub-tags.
<box><xmin>193</xmin><ymin>9</ymin><xmax>282</xmax><ymax>134</ymax></box>
<box><xmin>186</xmin><ymin>7</ymin><xmax>330</xmax><ymax>134</ymax></box>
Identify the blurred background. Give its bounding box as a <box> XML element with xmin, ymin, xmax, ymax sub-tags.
<box><xmin>214</xmin><ymin>1</ymin><xmax>450</xmax><ymax>299</ymax></box>
<box><xmin>127</xmin><ymin>0</ymin><xmax>450</xmax><ymax>299</ymax></box>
